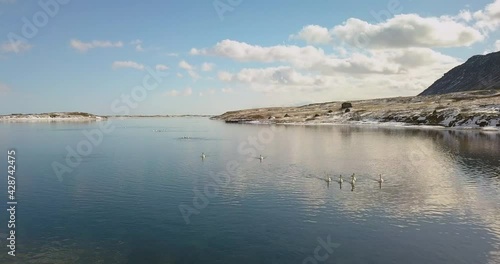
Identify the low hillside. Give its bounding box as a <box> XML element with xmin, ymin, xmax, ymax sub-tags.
<box><xmin>212</xmin><ymin>90</ymin><xmax>500</xmax><ymax>129</ymax></box>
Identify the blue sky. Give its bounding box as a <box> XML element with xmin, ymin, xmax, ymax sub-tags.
<box><xmin>0</xmin><ymin>0</ymin><xmax>499</xmax><ymax>115</ymax></box>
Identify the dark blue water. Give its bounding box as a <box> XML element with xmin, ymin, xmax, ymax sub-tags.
<box><xmin>0</xmin><ymin>118</ymin><xmax>499</xmax><ymax>263</ymax></box>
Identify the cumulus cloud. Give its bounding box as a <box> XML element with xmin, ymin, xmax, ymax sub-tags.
<box><xmin>191</xmin><ymin>40</ymin><xmax>326</xmax><ymax>67</ymax></box>
<box><xmin>332</xmin><ymin>14</ymin><xmax>484</xmax><ymax>49</ymax></box>
<box><xmin>1</xmin><ymin>40</ymin><xmax>32</xmax><ymax>53</ymax></box>
<box><xmin>201</xmin><ymin>62</ymin><xmax>215</xmax><ymax>72</ymax></box>
<box><xmin>178</xmin><ymin>60</ymin><xmax>199</xmax><ymax>79</ymax></box>
<box><xmin>112</xmin><ymin>61</ymin><xmax>145</xmax><ymax>71</ymax></box>
<box><xmin>289</xmin><ymin>25</ymin><xmax>332</xmax><ymax>44</ymax></box>
<box><xmin>70</xmin><ymin>39</ymin><xmax>123</xmax><ymax>52</ymax></box>
<box><xmin>156</xmin><ymin>64</ymin><xmax>169</xmax><ymax>71</ymax></box>
<box><xmin>188</xmin><ymin>1</ymin><xmax>500</xmax><ymax>100</ymax></box>
<box><xmin>192</xmin><ymin>40</ymin><xmax>459</xmax><ymax>75</ymax></box>
<box><xmin>164</xmin><ymin>87</ymin><xmax>192</xmax><ymax>97</ymax></box>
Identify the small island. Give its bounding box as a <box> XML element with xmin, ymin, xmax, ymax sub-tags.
<box><xmin>0</xmin><ymin>112</ymin><xmax>107</xmax><ymax>122</ymax></box>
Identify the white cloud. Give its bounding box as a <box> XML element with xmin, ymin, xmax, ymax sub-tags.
<box><xmin>164</xmin><ymin>87</ymin><xmax>192</xmax><ymax>97</ymax></box>
<box><xmin>130</xmin><ymin>39</ymin><xmax>144</xmax><ymax>52</ymax></box>
<box><xmin>191</xmin><ymin>40</ymin><xmax>326</xmax><ymax>67</ymax></box>
<box><xmin>455</xmin><ymin>10</ymin><xmax>473</xmax><ymax>22</ymax></box>
<box><xmin>223</xmin><ymin>66</ymin><xmax>326</xmax><ymax>90</ymax></box>
<box><xmin>155</xmin><ymin>64</ymin><xmax>169</xmax><ymax>71</ymax></box>
<box><xmin>473</xmin><ymin>0</ymin><xmax>500</xmax><ymax>32</ymax></box>
<box><xmin>189</xmin><ymin>1</ymin><xmax>500</xmax><ymax>100</ymax></box>
<box><xmin>176</xmin><ymin>73</ymin><xmax>184</xmax><ymax>78</ymax></box>
<box><xmin>112</xmin><ymin>61</ymin><xmax>145</xmax><ymax>71</ymax></box>
<box><xmin>192</xmin><ymin>40</ymin><xmax>458</xmax><ymax>75</ymax></box>
<box><xmin>289</xmin><ymin>25</ymin><xmax>332</xmax><ymax>44</ymax></box>
<box><xmin>496</xmin><ymin>40</ymin><xmax>500</xmax><ymax>51</ymax></box>
<box><xmin>70</xmin><ymin>39</ymin><xmax>123</xmax><ymax>52</ymax></box>
<box><xmin>165</xmin><ymin>53</ymin><xmax>179</xmax><ymax>57</ymax></box>
<box><xmin>178</xmin><ymin>60</ymin><xmax>199</xmax><ymax>79</ymax></box>
<box><xmin>333</xmin><ymin>14</ymin><xmax>484</xmax><ymax>49</ymax></box>
<box><xmin>217</xmin><ymin>71</ymin><xmax>233</xmax><ymax>81</ymax></box>
<box><xmin>201</xmin><ymin>62</ymin><xmax>215</xmax><ymax>72</ymax></box>
<box><xmin>179</xmin><ymin>60</ymin><xmax>194</xmax><ymax>70</ymax></box>
<box><xmin>1</xmin><ymin>40</ymin><xmax>32</xmax><ymax>53</ymax></box>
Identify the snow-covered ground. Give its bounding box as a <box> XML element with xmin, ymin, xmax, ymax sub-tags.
<box><xmin>0</xmin><ymin>112</ymin><xmax>106</xmax><ymax>122</ymax></box>
<box><xmin>213</xmin><ymin>90</ymin><xmax>500</xmax><ymax>130</ymax></box>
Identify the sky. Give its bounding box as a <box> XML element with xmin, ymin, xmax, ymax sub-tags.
<box><xmin>0</xmin><ymin>0</ymin><xmax>499</xmax><ymax>115</ymax></box>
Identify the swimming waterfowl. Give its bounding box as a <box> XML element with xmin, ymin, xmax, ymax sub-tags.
<box><xmin>327</xmin><ymin>176</ymin><xmax>332</xmax><ymax>183</ymax></box>
<box><xmin>338</xmin><ymin>175</ymin><xmax>344</xmax><ymax>184</ymax></box>
<box><xmin>201</xmin><ymin>153</ymin><xmax>206</xmax><ymax>159</ymax></box>
<box><xmin>350</xmin><ymin>174</ymin><xmax>356</xmax><ymax>184</ymax></box>
<box><xmin>259</xmin><ymin>155</ymin><xmax>265</xmax><ymax>161</ymax></box>
<box><xmin>377</xmin><ymin>174</ymin><xmax>384</xmax><ymax>183</ymax></box>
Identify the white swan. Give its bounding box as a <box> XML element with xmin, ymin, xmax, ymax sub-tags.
<box><xmin>377</xmin><ymin>174</ymin><xmax>384</xmax><ymax>183</ymax></box>
<box><xmin>201</xmin><ymin>153</ymin><xmax>206</xmax><ymax>159</ymax></box>
<box><xmin>338</xmin><ymin>175</ymin><xmax>344</xmax><ymax>184</ymax></box>
<box><xmin>350</xmin><ymin>174</ymin><xmax>356</xmax><ymax>184</ymax></box>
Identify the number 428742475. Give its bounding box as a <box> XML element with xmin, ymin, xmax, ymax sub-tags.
<box><xmin>7</xmin><ymin>150</ymin><xmax>16</xmax><ymax>199</ymax></box>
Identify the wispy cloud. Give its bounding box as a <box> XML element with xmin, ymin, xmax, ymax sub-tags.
<box><xmin>163</xmin><ymin>87</ymin><xmax>192</xmax><ymax>97</ymax></box>
<box><xmin>179</xmin><ymin>60</ymin><xmax>194</xmax><ymax>71</ymax></box>
<box><xmin>201</xmin><ymin>62</ymin><xmax>215</xmax><ymax>72</ymax></box>
<box><xmin>217</xmin><ymin>71</ymin><xmax>233</xmax><ymax>81</ymax></box>
<box><xmin>112</xmin><ymin>61</ymin><xmax>145</xmax><ymax>71</ymax></box>
<box><xmin>130</xmin><ymin>39</ymin><xmax>144</xmax><ymax>52</ymax></box>
<box><xmin>70</xmin><ymin>39</ymin><xmax>123</xmax><ymax>52</ymax></box>
<box><xmin>155</xmin><ymin>64</ymin><xmax>169</xmax><ymax>71</ymax></box>
<box><xmin>1</xmin><ymin>40</ymin><xmax>32</xmax><ymax>53</ymax></box>
<box><xmin>165</xmin><ymin>52</ymin><xmax>179</xmax><ymax>57</ymax></box>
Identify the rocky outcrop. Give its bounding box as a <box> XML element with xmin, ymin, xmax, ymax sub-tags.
<box><xmin>419</xmin><ymin>51</ymin><xmax>500</xmax><ymax>96</ymax></box>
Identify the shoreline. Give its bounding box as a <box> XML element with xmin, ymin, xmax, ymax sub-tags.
<box><xmin>222</xmin><ymin>119</ymin><xmax>500</xmax><ymax>132</ymax></box>
<box><xmin>212</xmin><ymin>90</ymin><xmax>500</xmax><ymax>131</ymax></box>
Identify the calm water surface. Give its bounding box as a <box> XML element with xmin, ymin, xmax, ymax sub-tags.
<box><xmin>0</xmin><ymin>118</ymin><xmax>499</xmax><ymax>264</ymax></box>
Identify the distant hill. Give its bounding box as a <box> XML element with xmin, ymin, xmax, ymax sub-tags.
<box><xmin>419</xmin><ymin>51</ymin><xmax>500</xmax><ymax>96</ymax></box>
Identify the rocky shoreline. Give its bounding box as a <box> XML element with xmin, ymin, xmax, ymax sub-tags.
<box><xmin>212</xmin><ymin>90</ymin><xmax>500</xmax><ymax>129</ymax></box>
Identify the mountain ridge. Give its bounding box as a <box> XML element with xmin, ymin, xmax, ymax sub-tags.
<box><xmin>419</xmin><ymin>51</ymin><xmax>500</xmax><ymax>96</ymax></box>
